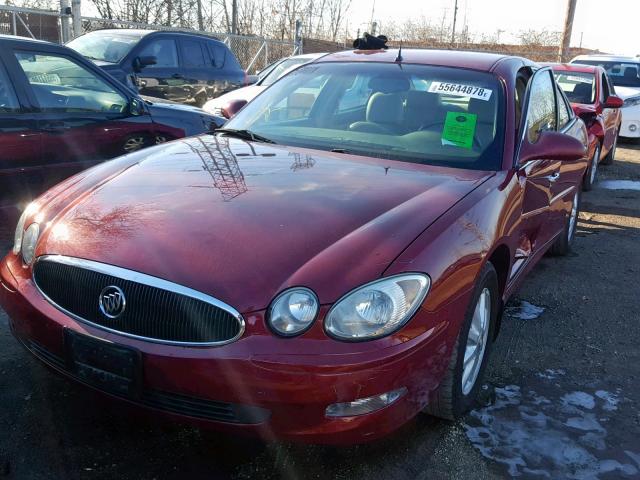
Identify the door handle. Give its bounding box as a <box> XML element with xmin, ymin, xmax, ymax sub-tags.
<box><xmin>544</xmin><ymin>172</ymin><xmax>560</xmax><ymax>182</ymax></box>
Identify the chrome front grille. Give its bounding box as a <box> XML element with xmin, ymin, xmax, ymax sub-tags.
<box><xmin>32</xmin><ymin>255</ymin><xmax>245</xmax><ymax>346</ymax></box>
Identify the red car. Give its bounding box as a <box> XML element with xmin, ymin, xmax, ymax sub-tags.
<box><xmin>0</xmin><ymin>49</ymin><xmax>589</xmax><ymax>444</ymax></box>
<box><xmin>550</xmin><ymin>63</ymin><xmax>623</xmax><ymax>190</ymax></box>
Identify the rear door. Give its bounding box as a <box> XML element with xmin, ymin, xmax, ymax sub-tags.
<box><xmin>0</xmin><ymin>51</ymin><xmax>42</xmax><ymax>180</ymax></box>
<box><xmin>134</xmin><ymin>36</ymin><xmax>186</xmax><ymax>102</ymax></box>
<box><xmin>207</xmin><ymin>41</ymin><xmax>244</xmax><ymax>99</ymax></box>
<box><xmin>178</xmin><ymin>38</ymin><xmax>212</xmax><ymax>106</ymax></box>
<box><xmin>10</xmin><ymin>47</ymin><xmax>148</xmax><ymax>182</ymax></box>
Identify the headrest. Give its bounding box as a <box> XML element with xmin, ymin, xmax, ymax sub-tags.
<box><xmin>623</xmin><ymin>67</ymin><xmax>638</xmax><ymax>79</ymax></box>
<box><xmin>368</xmin><ymin>75</ymin><xmax>410</xmax><ymax>94</ymax></box>
<box><xmin>570</xmin><ymin>82</ymin><xmax>593</xmax><ymax>102</ymax></box>
<box><xmin>366</xmin><ymin>92</ymin><xmax>404</xmax><ymax>124</ymax></box>
<box><xmin>404</xmin><ymin>91</ymin><xmax>441</xmax><ymax>128</ymax></box>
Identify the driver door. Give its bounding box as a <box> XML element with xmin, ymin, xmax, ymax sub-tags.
<box><xmin>516</xmin><ymin>68</ymin><xmax>562</xmax><ymax>255</ymax></box>
<box><xmin>10</xmin><ymin>48</ymin><xmax>142</xmax><ymax>184</ymax></box>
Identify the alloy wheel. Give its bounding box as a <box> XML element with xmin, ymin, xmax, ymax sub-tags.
<box><xmin>568</xmin><ymin>190</ymin><xmax>579</xmax><ymax>243</ymax></box>
<box><xmin>590</xmin><ymin>145</ymin><xmax>600</xmax><ymax>185</ymax></box>
<box><xmin>123</xmin><ymin>136</ymin><xmax>146</xmax><ymax>152</ymax></box>
<box><xmin>462</xmin><ymin>287</ymin><xmax>491</xmax><ymax>395</ymax></box>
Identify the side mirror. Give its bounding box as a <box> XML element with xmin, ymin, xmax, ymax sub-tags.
<box><xmin>221</xmin><ymin>99</ymin><xmax>248</xmax><ymax>119</ymax></box>
<box><xmin>133</xmin><ymin>55</ymin><xmax>157</xmax><ymax>73</ymax></box>
<box><xmin>518</xmin><ymin>130</ymin><xmax>586</xmax><ymax>165</ymax></box>
<box><xmin>129</xmin><ymin>97</ymin><xmax>145</xmax><ymax>116</ymax></box>
<box><xmin>603</xmin><ymin>95</ymin><xmax>624</xmax><ymax>109</ymax></box>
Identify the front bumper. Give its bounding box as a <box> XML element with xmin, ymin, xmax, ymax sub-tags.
<box><xmin>620</xmin><ymin>107</ymin><xmax>640</xmax><ymax>138</ymax></box>
<box><xmin>0</xmin><ymin>254</ymin><xmax>459</xmax><ymax>444</ymax></box>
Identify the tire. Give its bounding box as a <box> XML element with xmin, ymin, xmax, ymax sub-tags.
<box><xmin>425</xmin><ymin>262</ymin><xmax>499</xmax><ymax>420</ymax></box>
<box><xmin>582</xmin><ymin>143</ymin><xmax>600</xmax><ymax>191</ymax></box>
<box><xmin>601</xmin><ymin>132</ymin><xmax>618</xmax><ymax>165</ymax></box>
<box><xmin>549</xmin><ymin>188</ymin><xmax>581</xmax><ymax>256</ymax></box>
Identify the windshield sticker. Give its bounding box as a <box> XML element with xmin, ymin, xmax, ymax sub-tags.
<box><xmin>442</xmin><ymin>112</ymin><xmax>477</xmax><ymax>149</ymax></box>
<box><xmin>429</xmin><ymin>82</ymin><xmax>493</xmax><ymax>101</ymax></box>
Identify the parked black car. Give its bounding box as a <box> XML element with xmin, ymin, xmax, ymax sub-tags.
<box><xmin>67</xmin><ymin>29</ymin><xmax>248</xmax><ymax>106</ymax></box>
<box><xmin>0</xmin><ymin>34</ymin><xmax>225</xmax><ymax>203</ymax></box>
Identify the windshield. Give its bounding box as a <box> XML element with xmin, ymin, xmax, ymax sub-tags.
<box><xmin>573</xmin><ymin>60</ymin><xmax>640</xmax><ymax>88</ymax></box>
<box><xmin>260</xmin><ymin>57</ymin><xmax>312</xmax><ymax>87</ymax></box>
<box><xmin>225</xmin><ymin>62</ymin><xmax>505</xmax><ymax>170</ymax></box>
<box><xmin>67</xmin><ymin>32</ymin><xmax>142</xmax><ymax>63</ymax></box>
<box><xmin>554</xmin><ymin>72</ymin><xmax>595</xmax><ymax>104</ymax></box>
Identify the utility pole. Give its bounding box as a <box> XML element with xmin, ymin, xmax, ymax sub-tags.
<box><xmin>369</xmin><ymin>0</ymin><xmax>376</xmax><ymax>33</ymax></box>
<box><xmin>450</xmin><ymin>0</ymin><xmax>458</xmax><ymax>45</ymax></box>
<box><xmin>558</xmin><ymin>0</ymin><xmax>577</xmax><ymax>62</ymax></box>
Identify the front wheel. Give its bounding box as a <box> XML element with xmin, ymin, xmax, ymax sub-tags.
<box><xmin>424</xmin><ymin>262</ymin><xmax>498</xmax><ymax>420</ymax></box>
<box><xmin>549</xmin><ymin>188</ymin><xmax>581</xmax><ymax>256</ymax></box>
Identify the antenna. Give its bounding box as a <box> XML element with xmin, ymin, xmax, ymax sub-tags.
<box><xmin>395</xmin><ymin>41</ymin><xmax>403</xmax><ymax>62</ymax></box>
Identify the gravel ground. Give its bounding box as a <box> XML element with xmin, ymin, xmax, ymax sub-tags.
<box><xmin>0</xmin><ymin>142</ymin><xmax>639</xmax><ymax>480</ymax></box>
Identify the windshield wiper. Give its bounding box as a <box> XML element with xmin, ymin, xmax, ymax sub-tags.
<box><xmin>214</xmin><ymin>128</ymin><xmax>276</xmax><ymax>144</ymax></box>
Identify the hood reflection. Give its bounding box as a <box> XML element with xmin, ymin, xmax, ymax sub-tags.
<box><xmin>186</xmin><ymin>136</ymin><xmax>249</xmax><ymax>202</ymax></box>
<box><xmin>289</xmin><ymin>153</ymin><xmax>316</xmax><ymax>171</ymax></box>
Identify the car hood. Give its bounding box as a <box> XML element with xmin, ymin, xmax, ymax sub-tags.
<box><xmin>203</xmin><ymin>85</ymin><xmax>265</xmax><ymax>111</ymax></box>
<box><xmin>37</xmin><ymin>136</ymin><xmax>493</xmax><ymax>313</ymax></box>
<box><xmin>613</xmin><ymin>86</ymin><xmax>640</xmax><ymax>100</ymax></box>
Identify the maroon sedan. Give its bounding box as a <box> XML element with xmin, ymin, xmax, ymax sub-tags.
<box><xmin>0</xmin><ymin>49</ymin><xmax>589</xmax><ymax>444</ymax></box>
<box><xmin>550</xmin><ymin>63</ymin><xmax>623</xmax><ymax>190</ymax></box>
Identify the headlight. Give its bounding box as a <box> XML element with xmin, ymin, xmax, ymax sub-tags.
<box><xmin>623</xmin><ymin>95</ymin><xmax>640</xmax><ymax>108</ymax></box>
<box><xmin>13</xmin><ymin>203</ymin><xmax>37</xmax><ymax>255</ymax></box>
<box><xmin>268</xmin><ymin>287</ymin><xmax>319</xmax><ymax>336</ymax></box>
<box><xmin>21</xmin><ymin>223</ymin><xmax>40</xmax><ymax>265</ymax></box>
<box><xmin>325</xmin><ymin>274</ymin><xmax>430</xmax><ymax>341</ymax></box>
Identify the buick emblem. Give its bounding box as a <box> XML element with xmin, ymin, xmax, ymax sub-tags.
<box><xmin>99</xmin><ymin>286</ymin><xmax>126</xmax><ymax>319</ymax></box>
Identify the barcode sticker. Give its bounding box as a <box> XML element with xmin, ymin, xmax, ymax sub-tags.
<box><xmin>428</xmin><ymin>82</ymin><xmax>493</xmax><ymax>101</ymax></box>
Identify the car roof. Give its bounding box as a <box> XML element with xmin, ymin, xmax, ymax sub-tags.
<box><xmin>315</xmin><ymin>49</ymin><xmax>516</xmax><ymax>72</ymax></box>
<box><xmin>80</xmin><ymin>28</ymin><xmax>223</xmax><ymax>43</ymax></box>
<box><xmin>572</xmin><ymin>54</ymin><xmax>640</xmax><ymax>63</ymax></box>
<box><xmin>545</xmin><ymin>62</ymin><xmax>600</xmax><ymax>74</ymax></box>
<box><xmin>0</xmin><ymin>34</ymin><xmax>51</xmax><ymax>45</ymax></box>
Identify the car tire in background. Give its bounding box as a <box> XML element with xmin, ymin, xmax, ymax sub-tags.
<box><xmin>549</xmin><ymin>188</ymin><xmax>581</xmax><ymax>256</ymax></box>
<box><xmin>582</xmin><ymin>143</ymin><xmax>600</xmax><ymax>191</ymax></box>
<box><xmin>600</xmin><ymin>133</ymin><xmax>618</xmax><ymax>165</ymax></box>
<box><xmin>424</xmin><ymin>262</ymin><xmax>498</xmax><ymax>420</ymax></box>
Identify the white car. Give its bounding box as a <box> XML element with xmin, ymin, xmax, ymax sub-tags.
<box><xmin>203</xmin><ymin>52</ymin><xmax>327</xmax><ymax>117</ymax></box>
<box><xmin>571</xmin><ymin>54</ymin><xmax>640</xmax><ymax>139</ymax></box>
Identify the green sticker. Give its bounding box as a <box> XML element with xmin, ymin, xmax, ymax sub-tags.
<box><xmin>442</xmin><ymin>112</ymin><xmax>477</xmax><ymax>149</ymax></box>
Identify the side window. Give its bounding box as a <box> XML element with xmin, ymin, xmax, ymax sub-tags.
<box><xmin>0</xmin><ymin>62</ymin><xmax>20</xmax><ymax>112</ymax></box>
<box><xmin>269</xmin><ymin>74</ymin><xmax>328</xmax><ymax>121</ymax></box>
<box><xmin>556</xmin><ymin>85</ymin><xmax>572</xmax><ymax>129</ymax></box>
<box><xmin>181</xmin><ymin>40</ymin><xmax>207</xmax><ymax>68</ymax></box>
<box><xmin>15</xmin><ymin>51</ymin><xmax>128</xmax><ymax>113</ymax></box>
<box><xmin>138</xmin><ymin>39</ymin><xmax>178</xmax><ymax>68</ymax></box>
<box><xmin>208</xmin><ymin>43</ymin><xmax>226</xmax><ymax>68</ymax></box>
<box><xmin>527</xmin><ymin>71</ymin><xmax>556</xmax><ymax>143</ymax></box>
<box><xmin>336</xmin><ymin>75</ymin><xmax>371</xmax><ymax>113</ymax></box>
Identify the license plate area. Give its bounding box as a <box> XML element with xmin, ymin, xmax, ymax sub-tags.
<box><xmin>64</xmin><ymin>329</ymin><xmax>141</xmax><ymax>398</ymax></box>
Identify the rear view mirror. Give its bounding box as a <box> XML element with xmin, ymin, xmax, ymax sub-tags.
<box><xmin>518</xmin><ymin>131</ymin><xmax>586</xmax><ymax>165</ymax></box>
<box><xmin>604</xmin><ymin>95</ymin><xmax>624</xmax><ymax>109</ymax></box>
<box><xmin>133</xmin><ymin>55</ymin><xmax>157</xmax><ymax>73</ymax></box>
<box><xmin>221</xmin><ymin>99</ymin><xmax>248</xmax><ymax>119</ymax></box>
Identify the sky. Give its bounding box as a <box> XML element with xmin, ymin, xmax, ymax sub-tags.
<box><xmin>345</xmin><ymin>0</ymin><xmax>639</xmax><ymax>56</ymax></box>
